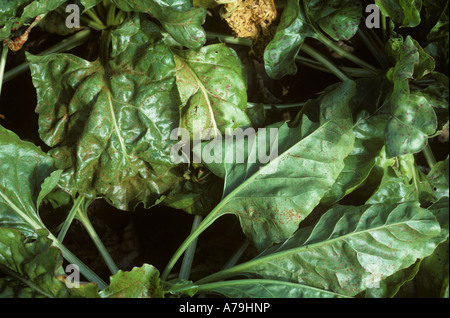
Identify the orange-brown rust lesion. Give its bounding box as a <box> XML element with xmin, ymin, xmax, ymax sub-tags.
<box><xmin>7</xmin><ymin>15</ymin><xmax>44</xmax><ymax>52</ymax></box>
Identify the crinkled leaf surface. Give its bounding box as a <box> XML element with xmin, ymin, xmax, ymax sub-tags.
<box><xmin>305</xmin><ymin>0</ymin><xmax>362</xmax><ymax>41</ymax></box>
<box><xmin>375</xmin><ymin>0</ymin><xmax>422</xmax><ymax>28</ymax></box>
<box><xmin>109</xmin><ymin>0</ymin><xmax>206</xmax><ymax>49</ymax></box>
<box><xmin>365</xmin><ymin>158</ymin><xmax>419</xmax><ymax>205</ymax></box>
<box><xmin>385</xmin><ymin>36</ymin><xmax>437</xmax><ymax>158</ymax></box>
<box><xmin>264</xmin><ymin>0</ymin><xmax>314</xmax><ymax>79</ymax></box>
<box><xmin>0</xmin><ymin>125</ymin><xmax>56</xmax><ymax>236</ymax></box>
<box><xmin>204</xmin><ymin>202</ymin><xmax>444</xmax><ymax>296</ymax></box>
<box><xmin>100</xmin><ymin>264</ymin><xmax>164</xmax><ymax>298</ymax></box>
<box><xmin>264</xmin><ymin>0</ymin><xmax>362</xmax><ymax>79</ymax></box>
<box><xmin>173</xmin><ymin>44</ymin><xmax>251</xmax><ymax>138</ymax></box>
<box><xmin>28</xmin><ymin>16</ymin><xmax>187</xmax><ymax>211</ymax></box>
<box><xmin>196</xmin><ymin>81</ymin><xmax>355</xmax><ymax>251</ymax></box>
<box><xmin>0</xmin><ymin>227</ymin><xmax>99</xmax><ymax>298</ymax></box>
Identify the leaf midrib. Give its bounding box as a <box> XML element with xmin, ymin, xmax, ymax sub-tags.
<box><xmin>197</xmin><ymin>205</ymin><xmax>436</xmax><ymax>284</ymax></box>
<box><xmin>174</xmin><ymin>55</ymin><xmax>219</xmax><ymax>133</ymax></box>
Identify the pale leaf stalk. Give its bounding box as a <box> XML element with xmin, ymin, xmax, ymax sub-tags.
<box><xmin>423</xmin><ymin>144</ymin><xmax>437</xmax><ymax>169</ymax></box>
<box><xmin>301</xmin><ymin>43</ymin><xmax>350</xmax><ymax>82</ymax></box>
<box><xmin>314</xmin><ymin>32</ymin><xmax>380</xmax><ymax>75</ymax></box>
<box><xmin>76</xmin><ymin>207</ymin><xmax>119</xmax><ymax>275</ymax></box>
<box><xmin>57</xmin><ymin>194</ymin><xmax>85</xmax><ymax>242</ymax></box>
<box><xmin>0</xmin><ymin>43</ymin><xmax>8</xmax><ymax>98</ymax></box>
<box><xmin>179</xmin><ymin>214</ymin><xmax>203</xmax><ymax>280</ymax></box>
<box><xmin>47</xmin><ymin>232</ymin><xmax>107</xmax><ymax>289</ymax></box>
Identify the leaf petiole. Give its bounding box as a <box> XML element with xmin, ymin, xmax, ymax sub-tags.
<box><xmin>301</xmin><ymin>43</ymin><xmax>350</xmax><ymax>81</ymax></box>
<box><xmin>0</xmin><ymin>42</ymin><xmax>8</xmax><ymax>98</ymax></box>
<box><xmin>81</xmin><ymin>16</ymin><xmax>106</xmax><ymax>31</ymax></box>
<box><xmin>57</xmin><ymin>194</ymin><xmax>85</xmax><ymax>242</ymax></box>
<box><xmin>48</xmin><ymin>231</ymin><xmax>107</xmax><ymax>289</ymax></box>
<box><xmin>314</xmin><ymin>32</ymin><xmax>380</xmax><ymax>75</ymax></box>
<box><xmin>85</xmin><ymin>8</ymin><xmax>105</xmax><ymax>28</ymax></box>
<box><xmin>106</xmin><ymin>3</ymin><xmax>117</xmax><ymax>27</ymax></box>
<box><xmin>76</xmin><ymin>205</ymin><xmax>119</xmax><ymax>275</ymax></box>
<box><xmin>423</xmin><ymin>144</ymin><xmax>437</xmax><ymax>169</ymax></box>
<box><xmin>357</xmin><ymin>27</ymin><xmax>390</xmax><ymax>69</ymax></box>
<box><xmin>179</xmin><ymin>215</ymin><xmax>203</xmax><ymax>280</ymax></box>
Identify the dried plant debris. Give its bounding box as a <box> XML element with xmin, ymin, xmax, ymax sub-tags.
<box><xmin>219</xmin><ymin>0</ymin><xmax>277</xmax><ymax>39</ymax></box>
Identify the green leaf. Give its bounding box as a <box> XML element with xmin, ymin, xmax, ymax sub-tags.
<box><xmin>198</xmin><ymin>81</ymin><xmax>355</xmax><ymax>250</ymax></box>
<box><xmin>415</xmin><ymin>198</ymin><xmax>449</xmax><ymax>297</ymax></box>
<box><xmin>304</xmin><ymin>0</ymin><xmax>362</xmax><ymax>41</ymax></box>
<box><xmin>416</xmin><ymin>238</ymin><xmax>449</xmax><ymax>297</ymax></box>
<box><xmin>426</xmin><ymin>157</ymin><xmax>449</xmax><ymax>201</ymax></box>
<box><xmin>161</xmin><ymin>172</ymin><xmax>223</xmax><ymax>215</ymax></box>
<box><xmin>162</xmin><ymin>278</ymin><xmax>198</xmax><ymax>298</ymax></box>
<box><xmin>39</xmin><ymin>9</ymin><xmax>78</xmax><ymax>36</ymax></box>
<box><xmin>364</xmin><ymin>261</ymin><xmax>421</xmax><ymax>298</ymax></box>
<box><xmin>375</xmin><ymin>0</ymin><xmax>422</xmax><ymax>28</ymax></box>
<box><xmin>100</xmin><ymin>264</ymin><xmax>164</xmax><ymax>298</ymax></box>
<box><xmin>385</xmin><ymin>36</ymin><xmax>437</xmax><ymax>158</ymax></box>
<box><xmin>0</xmin><ymin>125</ymin><xmax>55</xmax><ymax>236</ymax></box>
<box><xmin>414</xmin><ymin>72</ymin><xmax>449</xmax><ymax>111</ymax></box>
<box><xmin>111</xmin><ymin>0</ymin><xmax>206</xmax><ymax>49</ymax></box>
<box><xmin>0</xmin><ymin>227</ymin><xmax>99</xmax><ymax>298</ymax></box>
<box><xmin>27</xmin><ymin>15</ymin><xmax>186</xmax><ymax>211</ymax></box>
<box><xmin>264</xmin><ymin>0</ymin><xmax>314</xmax><ymax>79</ymax></box>
<box><xmin>200</xmin><ymin>202</ymin><xmax>444</xmax><ymax>297</ymax></box>
<box><xmin>263</xmin><ymin>0</ymin><xmax>362</xmax><ymax>79</ymax></box>
<box><xmin>321</xmin><ymin>79</ymin><xmax>390</xmax><ymax>206</ymax></box>
<box><xmin>366</xmin><ymin>164</ymin><xmax>417</xmax><ymax>205</ymax></box>
<box><xmin>173</xmin><ymin>44</ymin><xmax>251</xmax><ymax>138</ymax></box>
<box><xmin>197</xmin><ymin>279</ymin><xmax>349</xmax><ymax>298</ymax></box>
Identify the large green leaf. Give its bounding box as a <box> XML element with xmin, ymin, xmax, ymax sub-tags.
<box><xmin>385</xmin><ymin>36</ymin><xmax>437</xmax><ymax>158</ymax></box>
<box><xmin>264</xmin><ymin>0</ymin><xmax>362</xmax><ymax>79</ymax></box>
<box><xmin>0</xmin><ymin>125</ymin><xmax>106</xmax><ymax>289</ymax></box>
<box><xmin>375</xmin><ymin>0</ymin><xmax>422</xmax><ymax>28</ymax></box>
<box><xmin>0</xmin><ymin>125</ymin><xmax>56</xmax><ymax>236</ymax></box>
<box><xmin>304</xmin><ymin>0</ymin><xmax>362</xmax><ymax>41</ymax></box>
<box><xmin>100</xmin><ymin>264</ymin><xmax>164</xmax><ymax>298</ymax></box>
<box><xmin>173</xmin><ymin>44</ymin><xmax>251</xmax><ymax>138</ymax></box>
<box><xmin>415</xmin><ymin>198</ymin><xmax>449</xmax><ymax>297</ymax></box>
<box><xmin>197</xmin><ymin>279</ymin><xmax>349</xmax><ymax>298</ymax></box>
<box><xmin>264</xmin><ymin>0</ymin><xmax>314</xmax><ymax>79</ymax></box>
<box><xmin>196</xmin><ymin>81</ymin><xmax>355</xmax><ymax>250</ymax></box>
<box><xmin>0</xmin><ymin>227</ymin><xmax>100</xmax><ymax>298</ymax></box>
<box><xmin>198</xmin><ymin>202</ymin><xmax>445</xmax><ymax>297</ymax></box>
<box><xmin>27</xmin><ymin>16</ymin><xmax>187</xmax><ymax>211</ymax></box>
<box><xmin>112</xmin><ymin>0</ymin><xmax>206</xmax><ymax>49</ymax></box>
<box><xmin>80</xmin><ymin>1</ymin><xmax>206</xmax><ymax>49</ymax></box>
<box><xmin>321</xmin><ymin>78</ymin><xmax>390</xmax><ymax>206</ymax></box>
